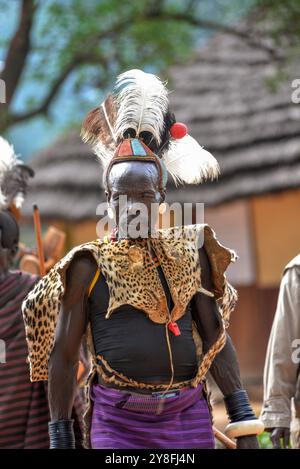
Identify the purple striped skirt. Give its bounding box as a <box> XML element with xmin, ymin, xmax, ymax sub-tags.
<box><xmin>90</xmin><ymin>384</ymin><xmax>215</xmax><ymax>449</ymax></box>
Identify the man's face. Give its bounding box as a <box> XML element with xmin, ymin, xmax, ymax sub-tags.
<box><xmin>0</xmin><ymin>229</ymin><xmax>15</xmax><ymax>274</ymax></box>
<box><xmin>0</xmin><ymin>212</ymin><xmax>19</xmax><ymax>275</ymax></box>
<box><xmin>107</xmin><ymin>161</ymin><xmax>165</xmax><ymax>238</ymax></box>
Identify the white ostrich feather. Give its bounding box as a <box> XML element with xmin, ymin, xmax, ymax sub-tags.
<box><xmin>0</xmin><ymin>136</ymin><xmax>22</xmax><ymax>210</ymax></box>
<box><xmin>164</xmin><ymin>135</ymin><xmax>220</xmax><ymax>185</ymax></box>
<box><xmin>93</xmin><ymin>141</ymin><xmax>114</xmax><ymax>169</ymax></box>
<box><xmin>0</xmin><ymin>136</ymin><xmax>20</xmax><ymax>175</ymax></box>
<box><xmin>114</xmin><ymin>69</ymin><xmax>168</xmax><ymax>144</ymax></box>
<box><xmin>0</xmin><ymin>189</ymin><xmax>6</xmax><ymax>209</ymax></box>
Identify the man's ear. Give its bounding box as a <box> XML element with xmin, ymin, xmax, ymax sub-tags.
<box><xmin>10</xmin><ymin>244</ymin><xmax>19</xmax><ymax>259</ymax></box>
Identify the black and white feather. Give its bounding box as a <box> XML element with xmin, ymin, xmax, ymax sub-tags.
<box><xmin>82</xmin><ymin>68</ymin><xmax>220</xmax><ymax>186</ymax></box>
<box><xmin>113</xmin><ymin>69</ymin><xmax>169</xmax><ymax>145</ymax></box>
<box><xmin>0</xmin><ymin>136</ymin><xmax>34</xmax><ymax>211</ymax></box>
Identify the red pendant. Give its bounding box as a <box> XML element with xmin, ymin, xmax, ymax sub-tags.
<box><xmin>170</xmin><ymin>122</ymin><xmax>188</xmax><ymax>139</ymax></box>
<box><xmin>168</xmin><ymin>321</ymin><xmax>181</xmax><ymax>336</ymax></box>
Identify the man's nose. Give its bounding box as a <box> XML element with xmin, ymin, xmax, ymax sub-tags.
<box><xmin>127</xmin><ymin>200</ymin><xmax>141</xmax><ymax>215</ymax></box>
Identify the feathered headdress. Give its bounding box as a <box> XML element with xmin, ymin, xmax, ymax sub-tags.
<box><xmin>0</xmin><ymin>136</ymin><xmax>34</xmax><ymax>213</ymax></box>
<box><xmin>81</xmin><ymin>69</ymin><xmax>219</xmax><ymax>186</ymax></box>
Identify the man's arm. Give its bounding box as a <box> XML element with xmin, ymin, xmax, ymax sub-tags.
<box><xmin>48</xmin><ymin>252</ymin><xmax>97</xmax><ymax>446</ymax></box>
<box><xmin>261</xmin><ymin>266</ymin><xmax>300</xmax><ymax>448</ymax></box>
<box><xmin>192</xmin><ymin>247</ymin><xmax>259</xmax><ymax>449</ymax></box>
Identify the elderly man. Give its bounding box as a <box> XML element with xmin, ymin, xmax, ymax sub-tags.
<box><xmin>261</xmin><ymin>255</ymin><xmax>300</xmax><ymax>449</ymax></box>
<box><xmin>23</xmin><ymin>70</ymin><xmax>263</xmax><ymax>449</ymax></box>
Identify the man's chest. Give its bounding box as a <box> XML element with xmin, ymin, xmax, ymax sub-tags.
<box><xmin>94</xmin><ymin>236</ymin><xmax>201</xmax><ymax>324</ymax></box>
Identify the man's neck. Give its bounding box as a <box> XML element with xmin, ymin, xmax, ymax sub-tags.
<box><xmin>113</xmin><ymin>227</ymin><xmax>159</xmax><ymax>242</ymax></box>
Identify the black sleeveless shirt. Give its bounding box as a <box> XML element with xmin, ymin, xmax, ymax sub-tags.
<box><xmin>88</xmin><ymin>264</ymin><xmax>198</xmax><ymax>383</ymax></box>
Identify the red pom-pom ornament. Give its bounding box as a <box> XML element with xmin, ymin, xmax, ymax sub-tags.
<box><xmin>170</xmin><ymin>122</ymin><xmax>188</xmax><ymax>139</ymax></box>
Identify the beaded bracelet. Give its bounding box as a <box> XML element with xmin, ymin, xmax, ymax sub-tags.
<box><xmin>224</xmin><ymin>390</ymin><xmax>264</xmax><ymax>438</ymax></box>
<box><xmin>48</xmin><ymin>419</ymin><xmax>75</xmax><ymax>449</ymax></box>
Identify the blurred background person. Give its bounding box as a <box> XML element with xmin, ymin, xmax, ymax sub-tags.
<box><xmin>261</xmin><ymin>254</ymin><xmax>300</xmax><ymax>449</ymax></box>
<box><xmin>0</xmin><ymin>137</ymin><xmax>84</xmax><ymax>448</ymax></box>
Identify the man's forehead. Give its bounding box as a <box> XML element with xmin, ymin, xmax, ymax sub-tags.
<box><xmin>109</xmin><ymin>161</ymin><xmax>160</xmax><ymax>187</ymax></box>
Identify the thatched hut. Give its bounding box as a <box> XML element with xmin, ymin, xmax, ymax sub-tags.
<box><xmin>22</xmin><ymin>131</ymin><xmax>105</xmax><ymax>246</ymax></box>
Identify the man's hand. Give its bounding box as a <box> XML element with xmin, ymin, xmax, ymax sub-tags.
<box><xmin>236</xmin><ymin>435</ymin><xmax>259</xmax><ymax>449</ymax></box>
<box><xmin>268</xmin><ymin>427</ymin><xmax>290</xmax><ymax>449</ymax></box>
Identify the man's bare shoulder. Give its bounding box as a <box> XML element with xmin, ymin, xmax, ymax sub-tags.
<box><xmin>65</xmin><ymin>250</ymin><xmax>98</xmax><ymax>289</ymax></box>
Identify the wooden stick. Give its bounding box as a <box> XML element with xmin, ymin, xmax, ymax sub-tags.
<box><xmin>33</xmin><ymin>204</ymin><xmax>46</xmax><ymax>277</ymax></box>
<box><xmin>213</xmin><ymin>425</ymin><xmax>237</xmax><ymax>449</ymax></box>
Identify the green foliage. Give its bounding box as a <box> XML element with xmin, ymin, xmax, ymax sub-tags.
<box><xmin>254</xmin><ymin>0</ymin><xmax>300</xmax><ymax>48</ymax></box>
<box><xmin>2</xmin><ymin>0</ymin><xmax>298</xmax><ymax>133</ymax></box>
<box><xmin>264</xmin><ymin>67</ymin><xmax>290</xmax><ymax>93</ymax></box>
<box><xmin>258</xmin><ymin>430</ymin><xmax>292</xmax><ymax>449</ymax></box>
<box><xmin>19</xmin><ymin>0</ymin><xmax>197</xmax><ymax>99</ymax></box>
<box><xmin>258</xmin><ymin>431</ymin><xmax>273</xmax><ymax>449</ymax></box>
<box><xmin>0</xmin><ymin>0</ymin><xmax>206</xmax><ymax>129</ymax></box>
<box><xmin>247</xmin><ymin>0</ymin><xmax>300</xmax><ymax>90</ymax></box>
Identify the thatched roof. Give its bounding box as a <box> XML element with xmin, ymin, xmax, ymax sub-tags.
<box><xmin>22</xmin><ymin>131</ymin><xmax>104</xmax><ymax>221</ymax></box>
<box><xmin>169</xmin><ymin>33</ymin><xmax>300</xmax><ymax>205</ymax></box>
<box><xmin>23</xmin><ymin>30</ymin><xmax>300</xmax><ymax>221</ymax></box>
